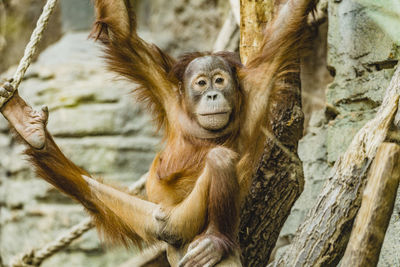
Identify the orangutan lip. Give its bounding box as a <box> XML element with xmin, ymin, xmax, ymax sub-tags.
<box><xmin>199</xmin><ymin>111</ymin><xmax>229</xmax><ymax>116</ymax></box>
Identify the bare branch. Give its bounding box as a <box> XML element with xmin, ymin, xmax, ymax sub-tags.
<box><xmin>341</xmin><ymin>142</ymin><xmax>400</xmax><ymax>267</ymax></box>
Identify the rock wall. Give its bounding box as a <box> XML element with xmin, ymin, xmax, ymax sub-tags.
<box><xmin>280</xmin><ymin>0</ymin><xmax>400</xmax><ymax>266</ymax></box>
<box><xmin>136</xmin><ymin>0</ymin><xmax>230</xmax><ymax>56</ymax></box>
<box><xmin>59</xmin><ymin>0</ymin><xmax>94</xmax><ymax>32</ymax></box>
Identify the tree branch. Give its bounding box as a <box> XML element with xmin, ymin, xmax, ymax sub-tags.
<box><xmin>341</xmin><ymin>142</ymin><xmax>400</xmax><ymax>267</ymax></box>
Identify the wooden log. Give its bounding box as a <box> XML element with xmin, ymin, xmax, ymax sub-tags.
<box><xmin>341</xmin><ymin>142</ymin><xmax>400</xmax><ymax>267</ymax></box>
<box><xmin>274</xmin><ymin>65</ymin><xmax>400</xmax><ymax>266</ymax></box>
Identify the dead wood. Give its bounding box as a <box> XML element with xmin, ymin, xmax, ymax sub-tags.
<box><xmin>341</xmin><ymin>142</ymin><xmax>400</xmax><ymax>267</ymax></box>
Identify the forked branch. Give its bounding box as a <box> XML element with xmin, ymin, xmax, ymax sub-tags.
<box><xmin>274</xmin><ymin>65</ymin><xmax>400</xmax><ymax>266</ymax></box>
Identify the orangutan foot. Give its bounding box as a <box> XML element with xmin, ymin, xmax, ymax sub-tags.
<box><xmin>0</xmin><ymin>83</ymin><xmax>48</xmax><ymax>149</ymax></box>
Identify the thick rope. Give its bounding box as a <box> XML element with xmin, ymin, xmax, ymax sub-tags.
<box><xmin>10</xmin><ymin>219</ymin><xmax>93</xmax><ymax>267</ymax></box>
<box><xmin>9</xmin><ymin>176</ymin><xmax>148</xmax><ymax>267</ymax></box>
<box><xmin>0</xmin><ymin>0</ymin><xmax>58</xmax><ymax>108</ymax></box>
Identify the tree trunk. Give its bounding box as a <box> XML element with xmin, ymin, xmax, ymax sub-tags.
<box><xmin>341</xmin><ymin>143</ymin><xmax>400</xmax><ymax>267</ymax></box>
<box><xmin>239</xmin><ymin>1</ymin><xmax>305</xmax><ymax>266</ymax></box>
<box><xmin>239</xmin><ymin>0</ymin><xmax>274</xmax><ymax>65</ymax></box>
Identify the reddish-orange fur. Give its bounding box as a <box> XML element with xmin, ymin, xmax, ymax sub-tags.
<box><xmin>8</xmin><ymin>0</ymin><xmax>317</xmax><ymax>265</ymax></box>
<box><xmin>25</xmin><ymin>131</ymin><xmax>146</xmax><ymax>247</ymax></box>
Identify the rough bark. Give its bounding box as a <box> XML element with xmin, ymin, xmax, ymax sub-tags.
<box><xmin>239</xmin><ymin>0</ymin><xmax>274</xmax><ymax>65</ymax></box>
<box><xmin>341</xmin><ymin>143</ymin><xmax>400</xmax><ymax>267</ymax></box>
<box><xmin>274</xmin><ymin>66</ymin><xmax>400</xmax><ymax>266</ymax></box>
<box><xmin>238</xmin><ymin>1</ymin><xmax>305</xmax><ymax>266</ymax></box>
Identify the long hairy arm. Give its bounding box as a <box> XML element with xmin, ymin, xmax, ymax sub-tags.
<box><xmin>0</xmin><ymin>86</ymin><xmax>161</xmax><ymax>248</ymax></box>
<box><xmin>25</xmin><ymin>131</ymin><xmax>158</xmax><ymax>247</ymax></box>
<box><xmin>239</xmin><ymin>0</ymin><xmax>315</xmax><ymax>134</ymax></box>
<box><xmin>237</xmin><ymin>0</ymin><xmax>315</xmax><ymax>192</ymax></box>
<box><xmin>90</xmin><ymin>0</ymin><xmax>178</xmax><ymax>130</ymax></box>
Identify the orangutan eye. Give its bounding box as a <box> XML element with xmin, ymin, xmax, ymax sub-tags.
<box><xmin>215</xmin><ymin>77</ymin><xmax>224</xmax><ymax>84</ymax></box>
<box><xmin>197</xmin><ymin>80</ymin><xmax>207</xmax><ymax>86</ymax></box>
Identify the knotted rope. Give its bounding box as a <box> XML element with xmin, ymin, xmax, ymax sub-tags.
<box><xmin>10</xmin><ymin>219</ymin><xmax>93</xmax><ymax>267</ymax></box>
<box><xmin>9</xmin><ymin>175</ymin><xmax>148</xmax><ymax>266</ymax></box>
<box><xmin>0</xmin><ymin>0</ymin><xmax>58</xmax><ymax>108</ymax></box>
